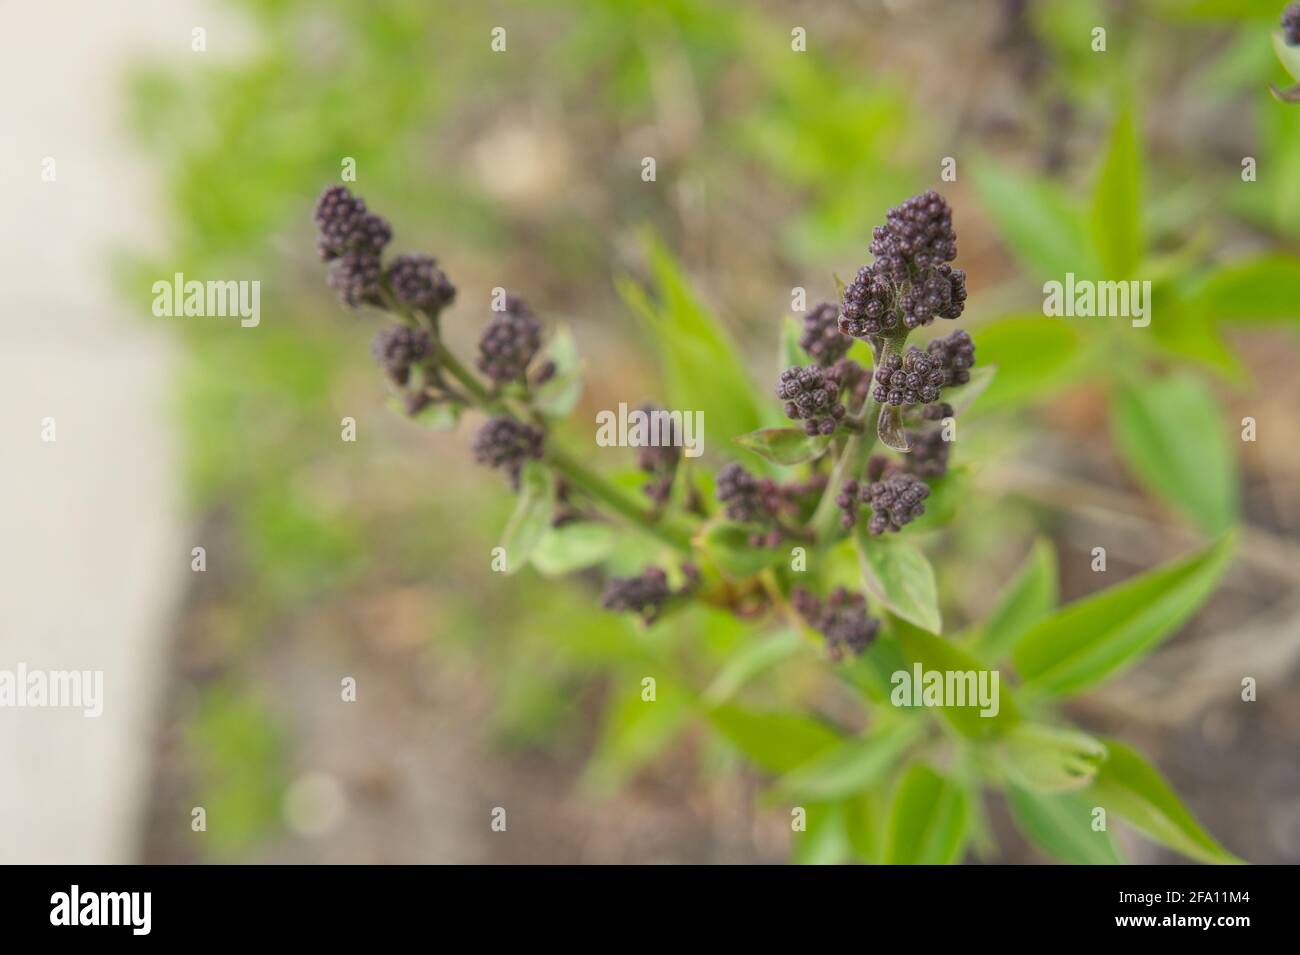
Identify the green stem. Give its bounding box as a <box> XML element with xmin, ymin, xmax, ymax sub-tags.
<box><xmin>428</xmin><ymin>337</ymin><xmax>496</xmax><ymax>408</ymax></box>
<box><xmin>383</xmin><ymin>290</ymin><xmax>501</xmax><ymax>411</ymax></box>
<box><xmin>389</xmin><ymin>294</ymin><xmax>698</xmax><ymax>555</ymax></box>
<box><xmin>809</xmin><ymin>398</ymin><xmax>883</xmax><ymax>543</ymax></box>
<box><xmin>546</xmin><ymin>445</ymin><xmax>694</xmax><ymax>554</ymax></box>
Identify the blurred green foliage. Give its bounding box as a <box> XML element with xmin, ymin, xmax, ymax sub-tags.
<box><xmin>187</xmin><ymin>687</ymin><xmax>286</xmax><ymax>857</ymax></box>
<box><xmin>126</xmin><ymin>0</ymin><xmax>1300</xmax><ymax>861</ymax></box>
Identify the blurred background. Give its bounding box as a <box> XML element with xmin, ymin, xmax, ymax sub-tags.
<box><xmin>3</xmin><ymin>0</ymin><xmax>1300</xmax><ymax>864</ymax></box>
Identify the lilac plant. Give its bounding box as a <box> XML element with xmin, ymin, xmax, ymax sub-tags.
<box><xmin>315</xmin><ymin>184</ymin><xmax>1240</xmax><ymax>866</ymax></box>
<box><xmin>312</xmin><ymin>185</ymin><xmax>980</xmax><ymax>646</ymax></box>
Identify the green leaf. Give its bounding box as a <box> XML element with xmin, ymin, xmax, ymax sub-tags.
<box><xmin>839</xmin><ymin>631</ymin><xmax>913</xmax><ymax>706</ymax></box>
<box><xmin>939</xmin><ymin>365</ymin><xmax>997</xmax><ymax>418</ymax></box>
<box><xmin>583</xmin><ymin>683</ymin><xmax>690</xmax><ymax>794</ymax></box>
<box><xmin>532</xmin><ymin>325</ymin><xmax>582</xmax><ymax>418</ymax></box>
<box><xmin>1194</xmin><ymin>26</ymin><xmax>1275</xmax><ymax>93</ymax></box>
<box><xmin>1007</xmin><ymin>786</ymin><xmax>1125</xmax><ymax>864</ymax></box>
<box><xmin>1089</xmin><ymin>106</ymin><xmax>1143</xmax><ymax>279</ymax></box>
<box><xmin>775</xmin><ymin>719</ymin><xmax>922</xmax><ymax>801</ymax></box>
<box><xmin>842</xmin><ymin>790</ymin><xmax>885</xmax><ymax>863</ymax></box>
<box><xmin>1188</xmin><ymin>254</ymin><xmax>1300</xmax><ymax>325</ymax></box>
<box><xmin>498</xmin><ymin>462</ymin><xmax>556</xmax><ymax>575</ymax></box>
<box><xmin>529</xmin><ymin>522</ymin><xmax>618</xmax><ymax>576</ymax></box>
<box><xmin>780</xmin><ymin>314</ymin><xmax>805</xmax><ymax>369</ymax></box>
<box><xmin>706</xmin><ymin>704</ymin><xmax>841</xmax><ymax>775</ymax></box>
<box><xmin>734</xmin><ymin>427</ymin><xmax>831</xmax><ymax>465</ymax></box>
<box><xmin>953</xmin><ymin>749</ymin><xmax>996</xmax><ymax>860</ymax></box>
<box><xmin>971</xmin><ymin>157</ymin><xmax>1100</xmax><ymax>281</ymax></box>
<box><xmin>904</xmin><ymin>465</ymin><xmax>968</xmax><ymax>534</ymax></box>
<box><xmin>394</xmin><ymin>397</ymin><xmax>461</xmax><ymax>431</ymax></box>
<box><xmin>1160</xmin><ymin>0</ymin><xmax>1286</xmax><ymax>19</ymax></box>
<box><xmin>1274</xmin><ymin>29</ymin><xmax>1300</xmax><ymax>83</ymax></box>
<box><xmin>1013</xmin><ymin>533</ymin><xmax>1236</xmax><ymax>696</ymax></box>
<box><xmin>891</xmin><ymin>617</ymin><xmax>1021</xmax><ymax>738</ymax></box>
<box><xmin>883</xmin><ymin>764</ymin><xmax>969</xmax><ymax>865</ymax></box>
<box><xmin>696</xmin><ymin>521</ymin><xmax>786</xmax><ymax>578</ymax></box>
<box><xmin>703</xmin><ymin>629</ymin><xmax>804</xmax><ymax>705</ymax></box>
<box><xmin>618</xmin><ymin>236</ymin><xmax>763</xmax><ymax>450</ymax></box>
<box><xmin>854</xmin><ymin>529</ymin><xmax>941</xmax><ymax>634</ymax></box>
<box><xmin>1147</xmin><ymin>283</ymin><xmax>1243</xmax><ymax>377</ymax></box>
<box><xmin>974</xmin><ymin>316</ymin><xmax>1081</xmax><ymax>412</ymax></box>
<box><xmin>791</xmin><ymin>802</ymin><xmax>852</xmax><ymax>865</ymax></box>
<box><xmin>969</xmin><ymin>538</ymin><xmax>1058</xmax><ymax>664</ymax></box>
<box><xmin>1087</xmin><ymin>738</ymin><xmax>1241</xmax><ymax>864</ymax></box>
<box><xmin>997</xmin><ymin>724</ymin><xmax>1107</xmax><ymax>793</ymax></box>
<box><xmin>1111</xmin><ymin>374</ymin><xmax>1239</xmax><ymax>535</ymax></box>
<box><xmin>1251</xmin><ymin>98</ymin><xmax>1300</xmax><ymax>234</ymax></box>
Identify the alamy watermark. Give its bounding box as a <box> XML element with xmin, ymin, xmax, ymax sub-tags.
<box><xmin>891</xmin><ymin>663</ymin><xmax>1000</xmax><ymax>718</ymax></box>
<box><xmin>152</xmin><ymin>272</ymin><xmax>260</xmax><ymax>327</ymax></box>
<box><xmin>0</xmin><ymin>663</ymin><xmax>103</xmax><ymax>718</ymax></box>
<box><xmin>50</xmin><ymin>886</ymin><xmax>150</xmax><ymax>935</ymax></box>
<box><xmin>595</xmin><ymin>402</ymin><xmax>703</xmax><ymax>457</ymax></box>
<box><xmin>1043</xmin><ymin>273</ymin><xmax>1150</xmax><ymax>328</ymax></box>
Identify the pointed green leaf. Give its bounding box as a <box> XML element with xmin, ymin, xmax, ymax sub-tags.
<box><xmin>707</xmin><ymin>705</ymin><xmax>841</xmax><ymax>775</ymax></box>
<box><xmin>839</xmin><ymin>631</ymin><xmax>912</xmax><ymax>706</ymax></box>
<box><xmin>1013</xmin><ymin>534</ymin><xmax>1236</xmax><ymax>695</ymax></box>
<box><xmin>532</xmin><ymin>325</ymin><xmax>582</xmax><ymax>418</ymax></box>
<box><xmin>904</xmin><ymin>465</ymin><xmax>968</xmax><ymax>534</ymax></box>
<box><xmin>1165</xmin><ymin>0</ymin><xmax>1288</xmax><ymax>20</ymax></box>
<box><xmin>997</xmin><ymin>724</ymin><xmax>1107</xmax><ymax>793</ymax></box>
<box><xmin>940</xmin><ymin>364</ymin><xmax>997</xmax><ymax>420</ymax></box>
<box><xmin>883</xmin><ymin>764</ymin><xmax>969</xmax><ymax>865</ymax></box>
<box><xmin>892</xmin><ymin>616</ymin><xmax>1020</xmax><ymax>738</ymax></box>
<box><xmin>499</xmin><ymin>462</ymin><xmax>555</xmax><ymax>575</ymax></box>
<box><xmin>583</xmin><ymin>683</ymin><xmax>690</xmax><ymax>794</ymax></box>
<box><xmin>1111</xmin><ymin>374</ymin><xmax>1239</xmax><ymax>535</ymax></box>
<box><xmin>703</xmin><ymin>629</ymin><xmax>804</xmax><ymax>705</ymax></box>
<box><xmin>971</xmin><ymin>158</ymin><xmax>1100</xmax><ymax>281</ymax></box>
<box><xmin>792</xmin><ymin>802</ymin><xmax>852</xmax><ymax>865</ymax></box>
<box><xmin>1089</xmin><ymin>106</ymin><xmax>1143</xmax><ymax>279</ymax></box>
<box><xmin>970</xmin><ymin>538</ymin><xmax>1058</xmax><ymax>664</ymax></box>
<box><xmin>529</xmin><ymin>522</ymin><xmax>618</xmax><ymax>576</ymax></box>
<box><xmin>1087</xmin><ymin>738</ymin><xmax>1241</xmax><ymax>864</ymax></box>
<box><xmin>780</xmin><ymin>314</ymin><xmax>805</xmax><ymax>369</ymax></box>
<box><xmin>775</xmin><ymin>719</ymin><xmax>922</xmax><ymax>801</ymax></box>
<box><xmin>696</xmin><ymin>521</ymin><xmax>786</xmax><ymax>578</ymax></box>
<box><xmin>394</xmin><ymin>397</ymin><xmax>461</xmax><ymax>431</ymax></box>
<box><xmin>975</xmin><ymin>316</ymin><xmax>1081</xmax><ymax>412</ymax></box>
<box><xmin>734</xmin><ymin>427</ymin><xmax>831</xmax><ymax>465</ymax></box>
<box><xmin>842</xmin><ymin>789</ymin><xmax>885</xmax><ymax>864</ymax></box>
<box><xmin>1274</xmin><ymin>29</ymin><xmax>1300</xmax><ymax>83</ymax></box>
<box><xmin>1148</xmin><ymin>283</ymin><xmax>1242</xmax><ymax>377</ymax></box>
<box><xmin>1007</xmin><ymin>786</ymin><xmax>1125</xmax><ymax>865</ymax></box>
<box><xmin>1189</xmin><ymin>254</ymin><xmax>1300</xmax><ymax>325</ymax></box>
<box><xmin>618</xmin><ymin>236</ymin><xmax>763</xmax><ymax>449</ymax></box>
<box><xmin>854</xmin><ymin>529</ymin><xmax>941</xmax><ymax>634</ymax></box>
